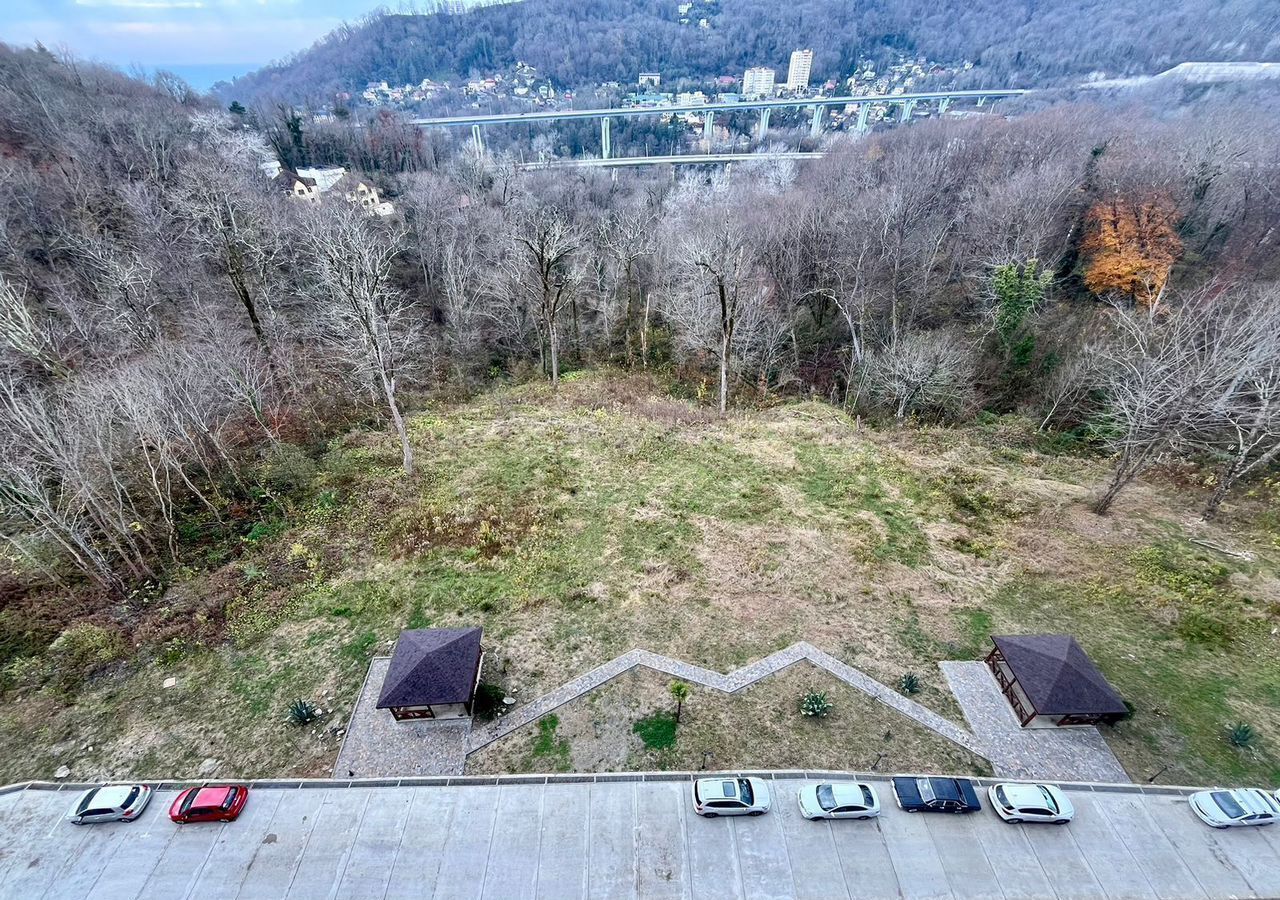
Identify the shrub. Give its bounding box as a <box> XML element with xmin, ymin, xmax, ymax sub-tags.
<box><xmin>899</xmin><ymin>672</ymin><xmax>921</xmax><ymax>694</ymax></box>
<box><xmin>157</xmin><ymin>637</ymin><xmax>199</xmax><ymax>667</ymax></box>
<box><xmin>288</xmin><ymin>698</ymin><xmax>320</xmax><ymax>726</ymax></box>
<box><xmin>1</xmin><ymin>655</ymin><xmax>49</xmax><ymax>692</ymax></box>
<box><xmin>1226</xmin><ymin>722</ymin><xmax>1256</xmax><ymax>749</ymax></box>
<box><xmin>472</xmin><ymin>682</ymin><xmax>507</xmax><ymax>721</ymax></box>
<box><xmin>259</xmin><ymin>443</ymin><xmax>318</xmax><ymax>497</ymax></box>
<box><xmin>1176</xmin><ymin>609</ymin><xmax>1231</xmax><ymax>647</ymax></box>
<box><xmin>47</xmin><ymin>623</ymin><xmax>127</xmax><ymax>687</ymax></box>
<box><xmin>245</xmin><ymin>520</ymin><xmax>287</xmax><ymax>544</ymax></box>
<box><xmin>800</xmin><ymin>690</ymin><xmax>832</xmax><ymax>718</ymax></box>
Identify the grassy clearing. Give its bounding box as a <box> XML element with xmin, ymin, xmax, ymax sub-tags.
<box><xmin>0</xmin><ymin>370</ymin><xmax>1276</xmax><ymax>786</ymax></box>
<box><xmin>973</xmin><ymin>539</ymin><xmax>1280</xmax><ymax>786</ymax></box>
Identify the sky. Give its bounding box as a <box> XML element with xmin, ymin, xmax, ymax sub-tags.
<box><xmin>0</xmin><ymin>0</ymin><xmax>386</xmax><ymax>79</ymax></box>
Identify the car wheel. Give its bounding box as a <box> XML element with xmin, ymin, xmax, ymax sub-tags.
<box><xmin>1053</xmin><ymin>819</ymin><xmax>1070</xmax><ymax>825</ymax></box>
<box><xmin>748</xmin><ymin>811</ymin><xmax>764</xmax><ymax>817</ymax></box>
<box><xmin>857</xmin><ymin>816</ymin><xmax>871</xmax><ymax>821</ymax></box>
<box><xmin>1006</xmin><ymin>817</ymin><xmax>1022</xmax><ymax>824</ymax></box>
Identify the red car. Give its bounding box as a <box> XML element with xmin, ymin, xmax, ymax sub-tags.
<box><xmin>168</xmin><ymin>785</ymin><xmax>249</xmax><ymax>824</ymax></box>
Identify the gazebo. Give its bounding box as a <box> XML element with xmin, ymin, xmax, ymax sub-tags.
<box><xmin>376</xmin><ymin>627</ymin><xmax>484</xmax><ymax>721</ymax></box>
<box><xmin>985</xmin><ymin>634</ymin><xmax>1127</xmax><ymax>728</ymax></box>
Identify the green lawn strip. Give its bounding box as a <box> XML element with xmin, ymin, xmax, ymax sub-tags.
<box><xmin>633</xmin><ymin>711</ymin><xmax>679</xmax><ymax>751</ymax></box>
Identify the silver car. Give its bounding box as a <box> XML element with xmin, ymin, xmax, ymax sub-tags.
<box><xmin>691</xmin><ymin>777</ymin><xmax>771</xmax><ymax>817</ymax></box>
<box><xmin>67</xmin><ymin>784</ymin><xmax>153</xmax><ymax>825</ymax></box>
<box><xmin>1189</xmin><ymin>788</ymin><xmax>1280</xmax><ymax>828</ymax></box>
<box><xmin>797</xmin><ymin>782</ymin><xmax>880</xmax><ymax>820</ymax></box>
<box><xmin>987</xmin><ymin>782</ymin><xmax>1074</xmax><ymax>824</ymax></box>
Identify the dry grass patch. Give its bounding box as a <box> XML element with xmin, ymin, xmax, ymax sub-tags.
<box><xmin>468</xmin><ymin>663</ymin><xmax>990</xmax><ymax>776</ymax></box>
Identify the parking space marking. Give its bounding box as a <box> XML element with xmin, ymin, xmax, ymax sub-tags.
<box><xmin>2</xmin><ymin>778</ymin><xmax>1276</xmax><ymax>899</ymax></box>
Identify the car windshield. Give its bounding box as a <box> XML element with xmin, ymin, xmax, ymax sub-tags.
<box><xmin>860</xmin><ymin>786</ymin><xmax>874</xmax><ymax>807</ymax></box>
<box><xmin>816</xmin><ymin>785</ymin><xmax>837</xmax><ymax>811</ymax></box>
<box><xmin>1037</xmin><ymin>788</ymin><xmax>1058</xmax><ymax>813</ymax></box>
<box><xmin>917</xmin><ymin>779</ymin><xmax>936</xmax><ymax>803</ymax></box>
<box><xmin>1212</xmin><ymin>792</ymin><xmax>1246</xmax><ymax>818</ymax></box>
<box><xmin>738</xmin><ymin>780</ymin><xmax>754</xmax><ymax>805</ymax></box>
<box><xmin>222</xmin><ymin>788</ymin><xmax>239</xmax><ymax>810</ymax></box>
<box><xmin>122</xmin><ymin>787</ymin><xmax>140</xmax><ymax>808</ymax></box>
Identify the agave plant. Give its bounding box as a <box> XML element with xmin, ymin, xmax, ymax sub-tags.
<box><xmin>800</xmin><ymin>690</ymin><xmax>832</xmax><ymax>718</ymax></box>
<box><xmin>899</xmin><ymin>672</ymin><xmax>921</xmax><ymax>695</ymax></box>
<box><xmin>288</xmin><ymin>698</ymin><xmax>320</xmax><ymax>727</ymax></box>
<box><xmin>1226</xmin><ymin>722</ymin><xmax>1256</xmax><ymax>748</ymax></box>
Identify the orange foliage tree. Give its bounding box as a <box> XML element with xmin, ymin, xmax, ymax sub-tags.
<box><xmin>1081</xmin><ymin>194</ymin><xmax>1182</xmax><ymax>308</ymax></box>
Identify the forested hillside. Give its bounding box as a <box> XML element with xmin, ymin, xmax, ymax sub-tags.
<box><xmin>2</xmin><ymin>44</ymin><xmax>1280</xmax><ymax>784</ymax></box>
<box><xmin>218</xmin><ymin>0</ymin><xmax>1280</xmax><ymax>105</ymax></box>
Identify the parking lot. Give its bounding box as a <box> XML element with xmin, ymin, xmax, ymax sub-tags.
<box><xmin>2</xmin><ymin>774</ymin><xmax>1280</xmax><ymax>899</ymax></box>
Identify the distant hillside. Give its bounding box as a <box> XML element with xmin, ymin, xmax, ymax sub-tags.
<box><xmin>217</xmin><ymin>0</ymin><xmax>1280</xmax><ymax>105</ymax></box>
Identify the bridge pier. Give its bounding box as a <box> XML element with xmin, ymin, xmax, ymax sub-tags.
<box><xmin>471</xmin><ymin>124</ymin><xmax>484</xmax><ymax>157</ymax></box>
<box><xmin>976</xmin><ymin>95</ymin><xmax>987</xmax><ymax>107</ymax></box>
<box><xmin>601</xmin><ymin>117</ymin><xmax>611</xmax><ymax>160</ymax></box>
<box><xmin>856</xmin><ymin>103</ymin><xmax>870</xmax><ymax>133</ymax></box>
<box><xmin>902</xmin><ymin>99</ymin><xmax>917</xmax><ymax>122</ymax></box>
<box><xmin>703</xmin><ymin>110</ymin><xmax>715</xmax><ymax>149</ymax></box>
<box><xmin>938</xmin><ymin>96</ymin><xmax>952</xmax><ymax>116</ymax></box>
<box><xmin>757</xmin><ymin>108</ymin><xmax>771</xmax><ymax>142</ymax></box>
<box><xmin>809</xmin><ymin>105</ymin><xmax>824</xmax><ymax>138</ymax></box>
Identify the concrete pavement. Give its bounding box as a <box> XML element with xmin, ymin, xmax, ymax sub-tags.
<box><xmin>2</xmin><ymin>773</ymin><xmax>1279</xmax><ymax>899</ymax></box>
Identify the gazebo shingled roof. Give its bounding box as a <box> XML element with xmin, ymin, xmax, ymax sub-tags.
<box><xmin>376</xmin><ymin>627</ymin><xmax>482</xmax><ymax>709</ymax></box>
<box><xmin>991</xmin><ymin>634</ymin><xmax>1127</xmax><ymax>717</ymax></box>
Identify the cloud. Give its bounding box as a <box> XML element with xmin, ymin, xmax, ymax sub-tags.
<box><xmin>1</xmin><ymin>0</ymin><xmax>353</xmax><ymax>65</ymax></box>
<box><xmin>74</xmin><ymin>0</ymin><xmax>206</xmax><ymax>8</ymax></box>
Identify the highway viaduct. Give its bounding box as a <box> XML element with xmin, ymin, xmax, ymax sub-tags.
<box><xmin>411</xmin><ymin>88</ymin><xmax>1029</xmax><ymax>163</ymax></box>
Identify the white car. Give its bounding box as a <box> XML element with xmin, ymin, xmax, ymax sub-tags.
<box><xmin>987</xmin><ymin>782</ymin><xmax>1074</xmax><ymax>824</ymax></box>
<box><xmin>67</xmin><ymin>784</ymin><xmax>153</xmax><ymax>825</ymax></box>
<box><xmin>692</xmin><ymin>777</ymin><xmax>771</xmax><ymax>817</ymax></box>
<box><xmin>1189</xmin><ymin>788</ymin><xmax>1280</xmax><ymax>828</ymax></box>
<box><xmin>797</xmin><ymin>782</ymin><xmax>880</xmax><ymax>820</ymax></box>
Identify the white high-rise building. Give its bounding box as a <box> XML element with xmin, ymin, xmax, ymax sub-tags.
<box><xmin>742</xmin><ymin>66</ymin><xmax>776</xmax><ymax>97</ymax></box>
<box><xmin>786</xmin><ymin>49</ymin><xmax>814</xmax><ymax>91</ymax></box>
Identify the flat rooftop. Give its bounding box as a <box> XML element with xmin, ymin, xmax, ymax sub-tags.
<box><xmin>2</xmin><ymin>774</ymin><xmax>1279</xmax><ymax>899</ymax></box>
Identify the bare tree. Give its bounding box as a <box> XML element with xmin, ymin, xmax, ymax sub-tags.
<box><xmin>600</xmin><ymin>201</ymin><xmax>658</xmax><ymax>366</ymax></box>
<box><xmin>299</xmin><ymin>203</ymin><xmax>416</xmax><ymax>474</ymax></box>
<box><xmin>502</xmin><ymin>203</ymin><xmax>583</xmax><ymax>385</ymax></box>
<box><xmin>172</xmin><ymin>155</ymin><xmax>282</xmax><ymax>359</ymax></box>
<box><xmin>1092</xmin><ymin>293</ymin><xmax>1254</xmax><ymax>515</ymax></box>
<box><xmin>671</xmin><ymin>208</ymin><xmax>762</xmax><ymax>415</ymax></box>
<box><xmin>1197</xmin><ymin>287</ymin><xmax>1280</xmax><ymax>519</ymax></box>
<box><xmin>866</xmin><ymin>329</ymin><xmax>976</xmax><ymax>422</ymax></box>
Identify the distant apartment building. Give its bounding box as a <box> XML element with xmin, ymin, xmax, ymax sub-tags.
<box><xmin>444</xmin><ymin>0</ymin><xmax>466</xmax><ymax>13</ymax></box>
<box><xmin>742</xmin><ymin>66</ymin><xmax>776</xmax><ymax>97</ymax></box>
<box><xmin>638</xmin><ymin>72</ymin><xmax>661</xmax><ymax>88</ymax></box>
<box><xmin>786</xmin><ymin>49</ymin><xmax>813</xmax><ymax>91</ymax></box>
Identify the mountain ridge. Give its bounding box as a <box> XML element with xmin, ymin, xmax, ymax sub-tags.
<box><xmin>215</xmin><ymin>0</ymin><xmax>1280</xmax><ymax>105</ymax></box>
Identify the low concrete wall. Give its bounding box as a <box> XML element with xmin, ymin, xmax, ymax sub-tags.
<box><xmin>1</xmin><ymin>769</ymin><xmax>1205</xmax><ymax>797</ymax></box>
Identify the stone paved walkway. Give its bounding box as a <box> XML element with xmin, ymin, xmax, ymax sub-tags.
<box><xmin>468</xmin><ymin>642</ymin><xmax>988</xmax><ymax>757</ymax></box>
<box><xmin>334</xmin><ymin>657</ymin><xmax>471</xmax><ymax>777</ymax></box>
<box><xmin>940</xmin><ymin>661</ymin><xmax>1130</xmax><ymax>783</ymax></box>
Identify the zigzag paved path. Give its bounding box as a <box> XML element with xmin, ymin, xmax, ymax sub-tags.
<box><xmin>468</xmin><ymin>642</ymin><xmax>986</xmax><ymax>758</ymax></box>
